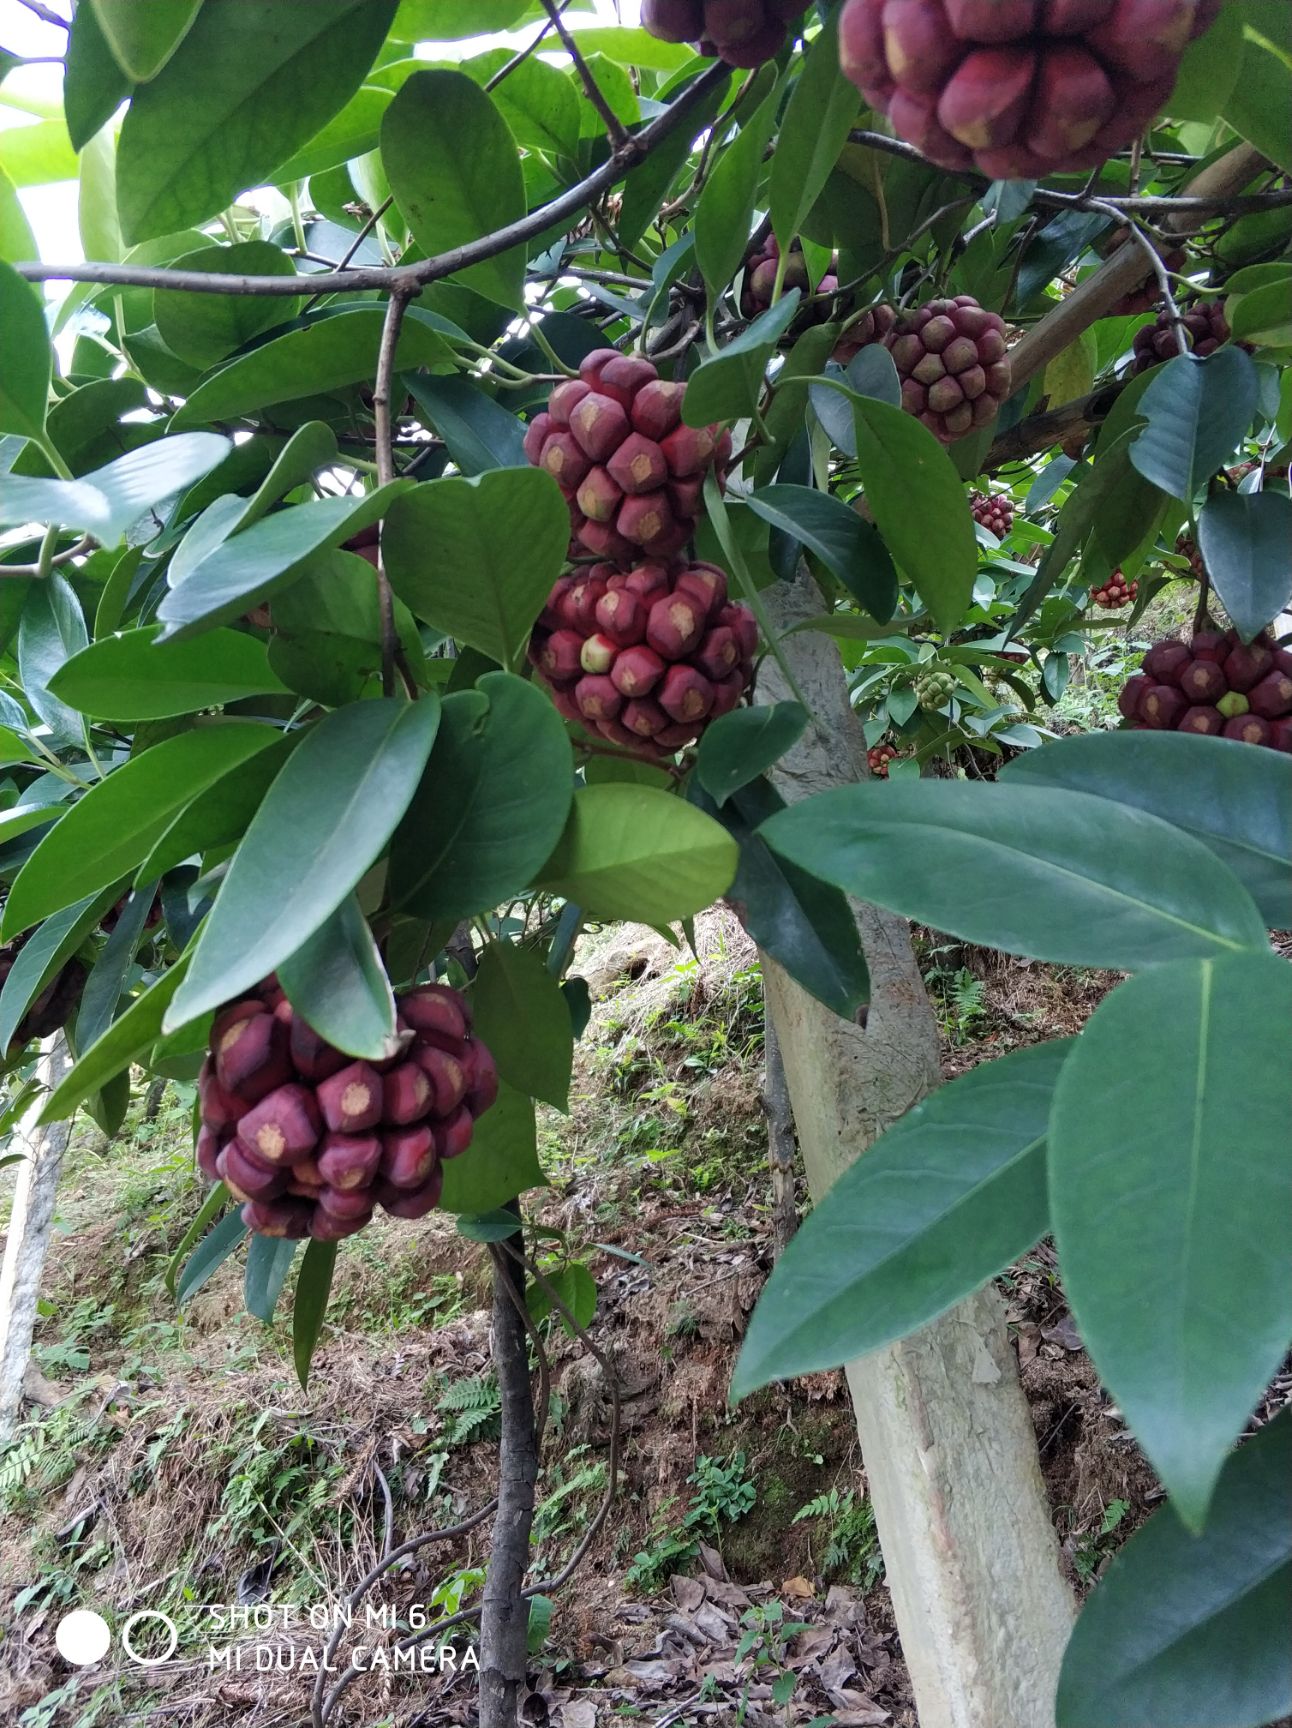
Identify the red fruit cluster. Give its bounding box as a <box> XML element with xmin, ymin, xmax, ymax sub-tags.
<box><xmin>528</xmin><ymin>560</ymin><xmax>758</xmax><ymax>759</ymax></box>
<box><xmin>198</xmin><ymin>978</ymin><xmax>499</xmax><ymax>1242</ymax></box>
<box><xmin>970</xmin><ymin>490</ymin><xmax>1014</xmax><ymax>537</ymax></box>
<box><xmin>524</xmin><ymin>349</ymin><xmax>731</xmax><ymax>564</ymax></box>
<box><xmin>1090</xmin><ymin>571</ymin><xmax>1138</xmax><ymax>607</ymax></box>
<box><xmin>832</xmin><ymin>302</ymin><xmax>898</xmax><ymax>368</ymax></box>
<box><xmin>887</xmin><ymin>296</ymin><xmax>1011</xmax><ymax>443</ymax></box>
<box><xmin>742</xmin><ymin>235</ymin><xmax>838</xmax><ymax>318</ymax></box>
<box><xmin>1175</xmin><ymin>532</ymin><xmax>1206</xmax><ymax>579</ymax></box>
<box><xmin>642</xmin><ymin>0</ymin><xmax>805</xmax><ymax>67</ymax></box>
<box><xmin>0</xmin><ymin>936</ymin><xmax>86</xmax><ymax>1053</ymax></box>
<box><xmin>868</xmin><ymin>743</ymin><xmax>900</xmax><ymax>778</ymax></box>
<box><xmin>1119</xmin><ymin>629</ymin><xmax>1292</xmax><ymax>750</ymax></box>
<box><xmin>1132</xmin><ymin>299</ymin><xmax>1233</xmax><ymax>372</ymax></box>
<box><xmin>839</xmin><ymin>0</ymin><xmax>1219</xmax><ymax>180</ymax></box>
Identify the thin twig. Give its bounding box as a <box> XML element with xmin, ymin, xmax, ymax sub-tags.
<box><xmin>14</xmin><ymin>0</ymin><xmax>67</xmax><ymax>27</ymax></box>
<box><xmin>14</xmin><ymin>66</ymin><xmax>730</xmax><ymax>299</ymax></box>
<box><xmin>485</xmin><ymin>1</ymin><xmax>571</xmax><ymax>92</ymax></box>
<box><xmin>374</xmin><ymin>289</ymin><xmax>414</xmax><ymax>697</ymax></box>
<box><xmin>542</xmin><ymin>0</ymin><xmax>630</xmax><ymax>148</ymax></box>
<box><xmin>1088</xmin><ymin>197</ymin><xmax>1189</xmax><ymax>354</ymax></box>
<box><xmin>1</xmin><ymin>535</ymin><xmax>95</xmax><ymax>578</ymax></box>
<box><xmin>302</xmin><ymin>195</ymin><xmax>394</xmax><ymax>314</ymax></box>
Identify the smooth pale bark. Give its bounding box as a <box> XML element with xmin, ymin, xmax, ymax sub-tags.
<box><xmin>755</xmin><ymin>577</ymin><xmax>1075</xmax><ymax>1728</ymax></box>
<box><xmin>0</xmin><ymin>1037</ymin><xmax>72</xmax><ymax>1446</ymax></box>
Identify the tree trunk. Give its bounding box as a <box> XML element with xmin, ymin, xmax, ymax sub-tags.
<box><xmin>0</xmin><ymin>1037</ymin><xmax>73</xmax><ymax>1446</ymax></box>
<box><xmin>762</xmin><ymin>1013</ymin><xmax>797</xmax><ymax>1257</ymax></box>
<box><xmin>479</xmin><ymin>1218</ymin><xmax>539</xmax><ymax>1728</ymax></box>
<box><xmin>755</xmin><ymin>576</ymin><xmax>1075</xmax><ymax>1728</ymax></box>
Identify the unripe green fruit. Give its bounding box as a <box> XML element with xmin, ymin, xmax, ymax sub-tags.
<box><xmin>1216</xmin><ymin>690</ymin><xmax>1251</xmax><ymax>719</ymax></box>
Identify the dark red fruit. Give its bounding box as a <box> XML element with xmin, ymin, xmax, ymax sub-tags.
<box><xmin>317</xmin><ymin>1132</ymin><xmax>384</xmax><ymax>1192</ymax></box>
<box><xmin>1119</xmin><ymin>625</ymin><xmax>1289</xmax><ymax>752</ymax></box>
<box><xmin>236</xmin><ymin>1083</ymin><xmax>321</xmax><ymax>1167</ymax></box>
<box><xmin>885</xmin><ymin>296</ymin><xmax>1011</xmax><ymax>442</ymax></box>
<box><xmin>970</xmin><ymin>491</ymin><xmax>1015</xmax><ymax>538</ymax></box>
<box><xmin>1179</xmin><ymin>705</ymin><xmax>1224</xmax><ymax>735</ymax></box>
<box><xmin>1249</xmin><ymin>670</ymin><xmax>1292</xmax><ymax>719</ymax></box>
<box><xmin>1141</xmin><ymin>684</ymin><xmax>1188</xmax><ymax>728</ymax></box>
<box><xmin>643</xmin><ymin>0</ymin><xmax>806</xmax><ymax>68</ymax></box>
<box><xmin>1179</xmin><ymin>659</ymin><xmax>1227</xmax><ymax>704</ymax></box>
<box><xmin>1224</xmin><ymin>713</ymin><xmax>1273</xmax><ymax>746</ymax></box>
<box><xmin>1090</xmin><ymin>570</ymin><xmax>1139</xmax><ymax>609</ymax></box>
<box><xmin>1133</xmin><ymin>298</ymin><xmax>1241</xmax><ymax>373</ymax></box>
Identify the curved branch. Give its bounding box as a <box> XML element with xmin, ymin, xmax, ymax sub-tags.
<box><xmin>14</xmin><ymin>65</ymin><xmax>729</xmax><ymax>300</ymax></box>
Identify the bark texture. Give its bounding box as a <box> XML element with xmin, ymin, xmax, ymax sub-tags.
<box><xmin>0</xmin><ymin>1037</ymin><xmax>72</xmax><ymax>1446</ymax></box>
<box><xmin>762</xmin><ymin>1013</ymin><xmax>798</xmax><ymax>1257</ymax></box>
<box><xmin>755</xmin><ymin>576</ymin><xmax>1075</xmax><ymax>1728</ymax></box>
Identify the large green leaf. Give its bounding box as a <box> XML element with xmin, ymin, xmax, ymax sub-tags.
<box><xmin>18</xmin><ymin>574</ymin><xmax>88</xmax><ymax>750</ymax></box>
<box><xmin>768</xmin><ymin>10</ymin><xmax>858</xmax><ymax>254</ymax></box>
<box><xmin>694</xmin><ymin>72</ymin><xmax>778</xmax><ymax>303</ymax></box>
<box><xmin>461</xmin><ymin>49</ymin><xmax>581</xmax><ymax>160</ymax></box>
<box><xmin>90</xmin><ymin>0</ymin><xmax>201</xmax><ymax>80</ymax></box>
<box><xmin>292</xmin><ymin>1240</ymin><xmax>337</xmax><ymax>1390</ymax></box>
<box><xmin>732</xmin><ymin>1039</ymin><xmax>1070</xmax><ymax>1399</ymax></box>
<box><xmin>0</xmin><ymin>894</ymin><xmax>107</xmax><ymax>1055</ymax></box>
<box><xmin>63</xmin><ymin>4</ymin><xmax>132</xmax><ymax>154</ymax></box>
<box><xmin>244</xmin><ymin>1235</ymin><xmax>299</xmax><ymax>1326</ymax></box>
<box><xmin>268</xmin><ymin>85</ymin><xmax>393</xmax><ymax>185</ymax></box>
<box><xmin>39</xmin><ymin>958</ymin><xmax>192</xmax><ymax>1123</ymax></box>
<box><xmin>277</xmin><ymin>894</ymin><xmax>398</xmax><ymax>1063</ymax></box>
<box><xmin>472</xmin><ymin>941</ymin><xmax>573</xmax><ymax>1112</ymax></box>
<box><xmin>1130</xmin><ymin>349</ymin><xmax>1259</xmax><ymax>501</ymax></box>
<box><xmin>391</xmin><ymin>0</ymin><xmax>532</xmax><ymax>42</ymax></box>
<box><xmin>1221</xmin><ymin>16</ymin><xmax>1292</xmax><ymax>174</ymax></box>
<box><xmin>2</xmin><ymin>723</ymin><xmax>280</xmax><ymax>937</ymax></box>
<box><xmin>49</xmin><ymin>625</ymin><xmax>288</xmax><ymax>720</ymax></box>
<box><xmin>683</xmin><ymin>293</ymin><xmax>801</xmax><ymax>426</ymax></box>
<box><xmin>153</xmin><ymin>241</ymin><xmax>302</xmax><ymax>368</ymax></box>
<box><xmin>134</xmin><ymin>733</ymin><xmax>298</xmax><ymax>882</ymax></box>
<box><xmin>405</xmin><ymin>373</ymin><xmax>527</xmax><ymax>474</ymax></box>
<box><xmin>383</xmin><ymin>469</ymin><xmax>568</xmax><ymax>670</ymax></box>
<box><xmin>170</xmin><ymin>310</ymin><xmax>455</xmax><ymax>429</ymax></box>
<box><xmin>166</xmin><ymin>698</ymin><xmax>440</xmax><ymax>1029</ymax></box>
<box><xmin>741</xmin><ymin>485</ymin><xmax>898</xmax><ymax>622</ymax></box>
<box><xmin>156</xmin><ymin>483</ymin><xmax>409</xmax><ymax>640</ymax></box>
<box><xmin>381</xmin><ymin>69</ymin><xmax>527</xmax><ymax>308</ymax></box>
<box><xmin>0</xmin><ymin>260</ymin><xmax>51</xmax><ymax>441</ymax></box>
<box><xmin>1050</xmin><ymin>951</ymin><xmax>1292</xmax><ymax>1530</ymax></box>
<box><xmin>0</xmin><ymin>165</ymin><xmax>37</xmax><ymax>267</ymax></box>
<box><xmin>758</xmin><ymin>781</ymin><xmax>1268</xmax><ymax>971</ymax></box>
<box><xmin>74</xmin><ymin>886</ymin><xmax>161</xmax><ymax>1054</ymax></box>
<box><xmin>539</xmin><ymin>785</ymin><xmax>738</xmax><ymax>924</ymax></box>
<box><xmin>1196</xmin><ymin>489</ymin><xmax>1292</xmax><ymax>642</ymax></box>
<box><xmin>695</xmin><ymin>704</ymin><xmax>808</xmax><ymax>808</ymax></box>
<box><xmin>390</xmin><ymin>674</ymin><xmax>573</xmax><ymax>921</ymax></box>
<box><xmin>694</xmin><ymin>778</ymin><xmax>869</xmax><ymax>1024</ymax></box>
<box><xmin>439</xmin><ymin>1081</ymin><xmax>544</xmax><ymax>1216</ymax></box>
<box><xmin>0</xmin><ymin>434</ymin><xmax>231</xmax><ymax>544</ymax></box>
<box><xmin>115</xmin><ymin>0</ymin><xmax>399</xmax><ymax>242</ymax></box>
<box><xmin>177</xmin><ymin>1206</ymin><xmax>248</xmax><ymax>1308</ymax></box>
<box><xmin>1005</xmin><ymin>730</ymin><xmax>1292</xmax><ymax>928</ymax></box>
<box><xmin>1056</xmin><ymin>1409</ymin><xmax>1292</xmax><ymax>1728</ymax></box>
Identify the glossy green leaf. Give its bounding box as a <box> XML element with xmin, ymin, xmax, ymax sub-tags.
<box><xmin>1050</xmin><ymin>951</ymin><xmax>1292</xmax><ymax>1529</ymax></box>
<box><xmin>1130</xmin><ymin>349</ymin><xmax>1259</xmax><ymax>501</ymax></box>
<box><xmin>529</xmin><ymin>1261</ymin><xmax>597</xmax><ymax>1337</ymax></box>
<box><xmin>462</xmin><ymin>49</ymin><xmax>581</xmax><ymax>160</ymax></box>
<box><xmin>165</xmin><ymin>1183</ymin><xmax>231</xmax><ymax>1299</ymax></box>
<box><xmin>472</xmin><ymin>940</ymin><xmax>573</xmax><ymax>1111</ymax></box>
<box><xmin>1221</xmin><ymin>20</ymin><xmax>1292</xmax><ymax>175</ymax></box>
<box><xmin>695</xmin><ymin>703</ymin><xmax>808</xmax><ymax>808</ymax></box>
<box><xmin>759</xmin><ymin>780</ymin><xmax>1268</xmax><ymax>971</ymax></box>
<box><xmin>733</xmin><ymin>1039</ymin><xmax>1070</xmax><ymax>1399</ymax></box>
<box><xmin>683</xmin><ymin>292</ymin><xmax>801</xmax><ymax>426</ymax></box>
<box><xmin>405</xmin><ymin>373</ymin><xmax>527</xmax><ymax>474</ymax></box>
<box><xmin>0</xmin><ymin>165</ymin><xmax>38</xmax><ymax>266</ymax></box>
<box><xmin>1228</xmin><ymin>277</ymin><xmax>1292</xmax><ymax>348</ymax></box>
<box><xmin>39</xmin><ymin>958</ymin><xmax>192</xmax><ymax>1123</ymax></box>
<box><xmin>292</xmin><ymin>1240</ymin><xmax>338</xmax><ymax>1390</ymax></box>
<box><xmin>1196</xmin><ymin>489</ymin><xmax>1292</xmax><ymax>643</ymax></box>
<box><xmin>695</xmin><ymin>778</ymin><xmax>869</xmax><ymax>1024</ymax></box>
<box><xmin>156</xmin><ymin>482</ymin><xmax>409</xmax><ymax>640</ymax></box>
<box><xmin>278</xmin><ymin>894</ymin><xmax>398</xmax><ymax>1063</ymax></box>
<box><xmin>170</xmin><ymin>309</ymin><xmax>454</xmax><ymax>429</ymax></box>
<box><xmin>63</xmin><ymin>3</ymin><xmax>131</xmax><ymax>153</ymax></box>
<box><xmin>768</xmin><ymin>11</ymin><xmax>858</xmax><ymax>254</ymax></box>
<box><xmin>74</xmin><ymin>886</ymin><xmax>160</xmax><ymax>1054</ymax></box>
<box><xmin>0</xmin><ymin>260</ymin><xmax>51</xmax><ymax>441</ymax></box>
<box><xmin>1005</xmin><ymin>730</ymin><xmax>1292</xmax><ymax>928</ymax></box>
<box><xmin>244</xmin><ymin>1235</ymin><xmax>299</xmax><ymax>1326</ymax></box>
<box><xmin>741</xmin><ymin>485</ymin><xmax>898</xmax><ymax>622</ymax></box>
<box><xmin>382</xmin><ymin>69</ymin><xmax>527</xmax><ymax>308</ymax></box>
<box><xmin>391</xmin><ymin>0</ymin><xmax>531</xmax><ymax>41</ymax></box>
<box><xmin>0</xmin><ymin>121</ymin><xmax>78</xmax><ymax>189</ymax></box>
<box><xmin>694</xmin><ymin>72</ymin><xmax>778</xmax><ymax>302</ymax></box>
<box><xmin>115</xmin><ymin>0</ymin><xmax>399</xmax><ymax>242</ymax></box>
<box><xmin>539</xmin><ymin>785</ymin><xmax>738</xmax><ymax>925</ymax></box>
<box><xmin>134</xmin><ymin>733</ymin><xmax>298</xmax><ymax>883</ymax></box>
<box><xmin>383</xmin><ymin>468</ymin><xmax>569</xmax><ymax>669</ymax></box>
<box><xmin>439</xmin><ymin>1082</ymin><xmax>544</xmax><ymax>1216</ymax></box>
<box><xmin>50</xmin><ymin>625</ymin><xmax>288</xmax><ymax>720</ymax></box>
<box><xmin>153</xmin><ymin>241</ymin><xmax>302</xmax><ymax>368</ymax></box>
<box><xmin>268</xmin><ymin>84</ymin><xmax>393</xmax><ymax>185</ymax></box>
<box><xmin>0</xmin><ymin>434</ymin><xmax>231</xmax><ymax>544</ymax></box>
<box><xmin>0</xmin><ymin>894</ymin><xmax>105</xmax><ymax>1056</ymax></box>
<box><xmin>166</xmin><ymin>699</ymin><xmax>439</xmax><ymax>1030</ymax></box>
<box><xmin>177</xmin><ymin>1206</ymin><xmax>248</xmax><ymax>1308</ymax></box>
<box><xmin>3</xmin><ymin>723</ymin><xmax>280</xmax><ymax>937</ymax></box>
<box><xmin>18</xmin><ymin>573</ymin><xmax>88</xmax><ymax>750</ymax></box>
<box><xmin>90</xmin><ymin>0</ymin><xmax>201</xmax><ymax>81</ymax></box>
<box><xmin>1055</xmin><ymin>1408</ymin><xmax>1292</xmax><ymax>1728</ymax></box>
<box><xmin>390</xmin><ymin>674</ymin><xmax>573</xmax><ymax>921</ymax></box>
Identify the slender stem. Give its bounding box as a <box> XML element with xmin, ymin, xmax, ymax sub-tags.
<box><xmin>5</xmin><ymin>531</ymin><xmax>94</xmax><ymax>580</ymax></box>
<box><xmin>36</xmin><ymin>436</ymin><xmax>74</xmax><ymax>482</ymax></box>
<box><xmin>287</xmin><ymin>183</ymin><xmax>307</xmax><ymax>256</ymax></box>
<box><xmin>485</xmin><ymin>1</ymin><xmax>570</xmax><ymax>92</ymax></box>
<box><xmin>14</xmin><ymin>0</ymin><xmax>67</xmax><ymax>27</ymax></box>
<box><xmin>302</xmin><ymin>195</ymin><xmax>395</xmax><ymax>315</ymax></box>
<box><xmin>525</xmin><ymin>317</ymin><xmax>578</xmax><ymax>379</ymax></box>
<box><xmin>373</xmin><ymin>289</ymin><xmax>414</xmax><ymax>698</ymax></box>
<box><xmin>542</xmin><ymin>0</ymin><xmax>629</xmax><ymax>149</ymax></box>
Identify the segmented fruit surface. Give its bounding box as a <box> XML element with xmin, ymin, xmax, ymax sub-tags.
<box><xmin>199</xmin><ymin>976</ymin><xmax>498</xmax><ymax>1241</ymax></box>
<box><xmin>839</xmin><ymin>0</ymin><xmax>1220</xmax><ymax>180</ymax></box>
<box><xmin>886</xmin><ymin>295</ymin><xmax>1012</xmax><ymax>443</ymax></box>
<box><xmin>970</xmin><ymin>490</ymin><xmax>1015</xmax><ymax>537</ymax></box>
<box><xmin>1090</xmin><ymin>571</ymin><xmax>1138</xmax><ymax>607</ymax></box>
<box><xmin>642</xmin><ymin>0</ymin><xmax>806</xmax><ymax>68</ymax></box>
<box><xmin>1118</xmin><ymin>629</ymin><xmax>1292</xmax><ymax>751</ymax></box>
<box><xmin>742</xmin><ymin>235</ymin><xmax>838</xmax><ymax>318</ymax></box>
<box><xmin>1132</xmin><ymin>298</ymin><xmax>1235</xmax><ymax>372</ymax></box>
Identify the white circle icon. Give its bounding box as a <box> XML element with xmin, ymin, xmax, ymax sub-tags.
<box><xmin>55</xmin><ymin>1610</ymin><xmax>112</xmax><ymax>1667</ymax></box>
<box><xmin>120</xmin><ymin>1610</ymin><xmax>180</xmax><ymax>1667</ymax></box>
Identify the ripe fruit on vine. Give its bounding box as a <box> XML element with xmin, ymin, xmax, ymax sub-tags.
<box><xmin>524</xmin><ymin>350</ymin><xmax>731</xmax><ymax>562</ymax></box>
<box><xmin>1175</xmin><ymin>532</ymin><xmax>1206</xmax><ymax>580</ymax></box>
<box><xmin>529</xmin><ymin>559</ymin><xmax>758</xmax><ymax>759</ymax></box>
<box><xmin>1132</xmin><ymin>299</ymin><xmax>1235</xmax><ymax>372</ymax></box>
<box><xmin>1090</xmin><ymin>571</ymin><xmax>1138</xmax><ymax>608</ymax></box>
<box><xmin>885</xmin><ymin>296</ymin><xmax>1011</xmax><ymax>443</ymax></box>
<box><xmin>1118</xmin><ymin>628</ymin><xmax>1292</xmax><ymax>751</ymax></box>
<box><xmin>838</xmin><ymin>0</ymin><xmax>1220</xmax><ymax>180</ymax></box>
<box><xmin>970</xmin><ymin>490</ymin><xmax>1014</xmax><ymax>538</ymax></box>
<box><xmin>0</xmin><ymin>937</ymin><xmax>87</xmax><ymax>1053</ymax></box>
<box><xmin>742</xmin><ymin>235</ymin><xmax>838</xmax><ymax>318</ymax></box>
<box><xmin>833</xmin><ymin>302</ymin><xmax>898</xmax><ymax>367</ymax></box>
<box><xmin>868</xmin><ymin>743</ymin><xmax>900</xmax><ymax>778</ymax></box>
<box><xmin>199</xmin><ymin>977</ymin><xmax>498</xmax><ymax>1240</ymax></box>
<box><xmin>642</xmin><ymin>0</ymin><xmax>805</xmax><ymax>68</ymax></box>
